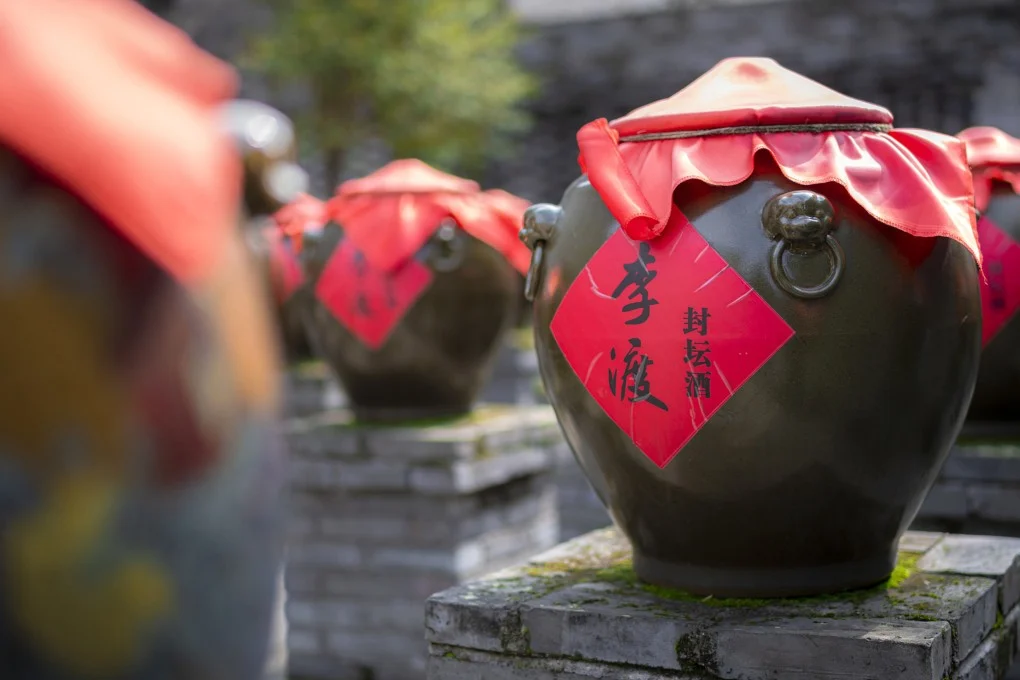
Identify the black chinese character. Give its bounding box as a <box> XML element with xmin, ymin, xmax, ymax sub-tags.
<box><xmin>352</xmin><ymin>249</ymin><xmax>367</xmax><ymax>278</ymax></box>
<box><xmin>684</xmin><ymin>338</ymin><xmax>712</xmax><ymax>368</ymax></box>
<box><xmin>608</xmin><ymin>338</ymin><xmax>668</xmax><ymax>411</ymax></box>
<box><xmin>683</xmin><ymin>306</ymin><xmax>711</xmax><ymax>336</ymax></box>
<box><xmin>685</xmin><ymin>371</ymin><xmax>712</xmax><ymax>399</ymax></box>
<box><xmin>611</xmin><ymin>243</ymin><xmax>659</xmax><ymax>325</ymax></box>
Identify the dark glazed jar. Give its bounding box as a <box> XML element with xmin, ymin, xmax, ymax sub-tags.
<box><xmin>0</xmin><ymin>3</ymin><xmax>285</xmax><ymax>677</ymax></box>
<box><xmin>222</xmin><ymin>99</ymin><xmax>317</xmax><ymax>362</ymax></box>
<box><xmin>522</xmin><ymin>58</ymin><xmax>982</xmax><ymax>598</ymax></box>
<box><xmin>957</xmin><ymin>127</ymin><xmax>1020</xmax><ymax>433</ymax></box>
<box><xmin>294</xmin><ymin>160</ymin><xmax>531</xmax><ymax>423</ymax></box>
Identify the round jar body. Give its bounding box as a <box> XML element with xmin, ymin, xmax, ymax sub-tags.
<box><xmin>247</xmin><ymin>223</ymin><xmax>315</xmax><ymax>362</ymax></box>
<box><xmin>532</xmin><ymin>171</ymin><xmax>981</xmax><ymax>598</ymax></box>
<box><xmin>299</xmin><ymin>222</ymin><xmax>519</xmax><ymax>423</ymax></box>
<box><xmin>966</xmin><ymin>187</ymin><xmax>1020</xmax><ymax>429</ymax></box>
<box><xmin>0</xmin><ymin>151</ymin><xmax>284</xmax><ymax>677</ymax></box>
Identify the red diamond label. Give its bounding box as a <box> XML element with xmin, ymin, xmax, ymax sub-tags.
<box><xmin>550</xmin><ymin>212</ymin><xmax>795</xmax><ymax>469</ymax></box>
<box><xmin>266</xmin><ymin>228</ymin><xmax>305</xmax><ymax>302</ymax></box>
<box><xmin>315</xmin><ymin>237</ymin><xmax>433</xmax><ymax>350</ymax></box>
<box><xmin>978</xmin><ymin>216</ymin><xmax>1020</xmax><ymax>347</ymax></box>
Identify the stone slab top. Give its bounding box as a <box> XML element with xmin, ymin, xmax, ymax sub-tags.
<box><xmin>284</xmin><ymin>405</ymin><xmax>566</xmax><ymax>494</ymax></box>
<box><xmin>426</xmin><ymin>528</ymin><xmax>1020</xmax><ymax>680</ymax></box>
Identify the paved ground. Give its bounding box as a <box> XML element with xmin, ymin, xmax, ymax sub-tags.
<box><xmin>263</xmin><ymin>573</ymin><xmax>288</xmax><ymax>680</ymax></box>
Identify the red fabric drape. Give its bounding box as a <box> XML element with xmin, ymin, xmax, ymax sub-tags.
<box><xmin>577</xmin><ymin>58</ymin><xmax>981</xmax><ymax>267</ymax></box>
<box><xmin>273</xmin><ymin>193</ymin><xmax>327</xmax><ymax>251</ymax></box>
<box><xmin>958</xmin><ymin>126</ymin><xmax>1020</xmax><ymax>213</ymax></box>
<box><xmin>0</xmin><ymin>0</ymin><xmax>240</xmax><ymax>283</ymax></box>
<box><xmin>326</xmin><ymin>159</ymin><xmax>531</xmax><ymax>275</ymax></box>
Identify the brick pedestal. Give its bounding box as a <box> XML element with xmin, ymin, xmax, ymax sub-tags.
<box><xmin>284</xmin><ymin>361</ymin><xmax>345</xmax><ymax>418</ymax></box>
<box><xmin>283</xmin><ymin>405</ymin><xmax>564</xmax><ymax>680</ymax></box>
<box><xmin>426</xmin><ymin>527</ymin><xmax>1020</xmax><ymax>680</ymax></box>
<box><xmin>914</xmin><ymin>441</ymin><xmax>1020</xmax><ymax>538</ymax></box>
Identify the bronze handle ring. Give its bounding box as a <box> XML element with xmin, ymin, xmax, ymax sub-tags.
<box><xmin>428</xmin><ymin>221</ymin><xmax>466</xmax><ymax>273</ymax></box>
<box><xmin>761</xmin><ymin>190</ymin><xmax>844</xmax><ymax>300</ymax></box>
<box><xmin>769</xmin><ymin>233</ymin><xmax>845</xmax><ymax>299</ymax></box>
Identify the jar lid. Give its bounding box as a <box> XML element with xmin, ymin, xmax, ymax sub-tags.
<box><xmin>327</xmin><ymin>159</ymin><xmax>531</xmax><ymax>274</ymax></box>
<box><xmin>0</xmin><ymin>0</ymin><xmax>240</xmax><ymax>283</ymax></box>
<box><xmin>577</xmin><ymin>57</ymin><xmax>980</xmax><ymax>267</ymax></box>
<box><xmin>612</xmin><ymin>57</ymin><xmax>892</xmax><ymax>139</ymax></box>
<box><xmin>337</xmin><ymin>158</ymin><xmax>480</xmax><ymax>196</ymax></box>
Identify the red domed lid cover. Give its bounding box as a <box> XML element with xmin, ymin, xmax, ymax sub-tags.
<box><xmin>326</xmin><ymin>159</ymin><xmax>531</xmax><ymax>275</ymax></box>
<box><xmin>577</xmin><ymin>57</ymin><xmax>980</xmax><ymax>266</ymax></box>
<box><xmin>274</xmin><ymin>193</ymin><xmax>327</xmax><ymax>246</ymax></box>
<box><xmin>958</xmin><ymin>126</ymin><xmax>1020</xmax><ymax>213</ymax></box>
<box><xmin>0</xmin><ymin>0</ymin><xmax>241</xmax><ymax>283</ymax></box>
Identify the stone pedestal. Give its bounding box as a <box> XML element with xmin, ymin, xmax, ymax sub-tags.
<box><xmin>426</xmin><ymin>527</ymin><xmax>1020</xmax><ymax>680</ymax></box>
<box><xmin>284</xmin><ymin>405</ymin><xmax>564</xmax><ymax>680</ymax></box>
<box><xmin>914</xmin><ymin>441</ymin><xmax>1020</xmax><ymax>537</ymax></box>
<box><xmin>284</xmin><ymin>361</ymin><xmax>345</xmax><ymax>418</ymax></box>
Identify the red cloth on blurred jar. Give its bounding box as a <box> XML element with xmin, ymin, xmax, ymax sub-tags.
<box><xmin>577</xmin><ymin>57</ymin><xmax>981</xmax><ymax>267</ymax></box>
<box><xmin>958</xmin><ymin>126</ymin><xmax>1020</xmax><ymax>213</ymax></box>
<box><xmin>0</xmin><ymin>0</ymin><xmax>240</xmax><ymax>283</ymax></box>
<box><xmin>325</xmin><ymin>159</ymin><xmax>532</xmax><ymax>275</ymax></box>
<box><xmin>273</xmin><ymin>193</ymin><xmax>328</xmax><ymax>249</ymax></box>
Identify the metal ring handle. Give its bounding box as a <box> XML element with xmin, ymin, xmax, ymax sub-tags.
<box><xmin>769</xmin><ymin>234</ymin><xmax>845</xmax><ymax>299</ymax></box>
<box><xmin>429</xmin><ymin>223</ymin><xmax>466</xmax><ymax>273</ymax></box>
<box><xmin>523</xmin><ymin>243</ymin><xmax>545</xmax><ymax>302</ymax></box>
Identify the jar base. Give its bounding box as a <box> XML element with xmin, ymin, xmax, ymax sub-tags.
<box><xmin>960</xmin><ymin>420</ymin><xmax>1020</xmax><ymax>441</ymax></box>
<box><xmin>632</xmin><ymin>550</ymin><xmax>895</xmax><ymax>599</ymax></box>
<box><xmin>350</xmin><ymin>404</ymin><xmax>473</xmax><ymax>426</ymax></box>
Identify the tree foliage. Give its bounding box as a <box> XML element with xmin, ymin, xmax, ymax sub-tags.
<box><xmin>244</xmin><ymin>0</ymin><xmax>537</xmax><ymax>178</ymax></box>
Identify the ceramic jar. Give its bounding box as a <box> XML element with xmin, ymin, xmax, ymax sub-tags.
<box><xmin>958</xmin><ymin>127</ymin><xmax>1020</xmax><ymax>433</ymax></box>
<box><xmin>523</xmin><ymin>58</ymin><xmax>982</xmax><ymax>597</ymax></box>
<box><xmin>295</xmin><ymin>160</ymin><xmax>531</xmax><ymax>423</ymax></box>
<box><xmin>0</xmin><ymin>3</ymin><xmax>284</xmax><ymax>676</ymax></box>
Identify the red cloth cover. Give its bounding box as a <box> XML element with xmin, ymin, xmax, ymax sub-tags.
<box><xmin>576</xmin><ymin>57</ymin><xmax>981</xmax><ymax>267</ymax></box>
<box><xmin>958</xmin><ymin>126</ymin><xmax>1020</xmax><ymax>213</ymax></box>
<box><xmin>0</xmin><ymin>0</ymin><xmax>241</xmax><ymax>283</ymax></box>
<box><xmin>273</xmin><ymin>193</ymin><xmax>328</xmax><ymax>249</ymax></box>
<box><xmin>325</xmin><ymin>159</ymin><xmax>531</xmax><ymax>275</ymax></box>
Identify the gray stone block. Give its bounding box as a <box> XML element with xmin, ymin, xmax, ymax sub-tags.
<box><xmin>918</xmin><ymin>482</ymin><xmax>970</xmax><ymax>520</ymax></box>
<box><xmin>954</xmin><ymin>604</ymin><xmax>1020</xmax><ymax>680</ymax></box>
<box><xmin>427</xmin><ymin>528</ymin><xmax>1020</xmax><ymax>680</ymax></box>
<box><xmin>918</xmin><ymin>535</ymin><xmax>1020</xmax><ymax>612</ymax></box>
<box><xmin>284</xmin><ymin>405</ymin><xmax>562</xmax><ymax>679</ymax></box>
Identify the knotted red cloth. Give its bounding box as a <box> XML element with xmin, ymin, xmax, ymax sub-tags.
<box><xmin>325</xmin><ymin>159</ymin><xmax>532</xmax><ymax>275</ymax></box>
<box><xmin>958</xmin><ymin>126</ymin><xmax>1020</xmax><ymax>213</ymax></box>
<box><xmin>577</xmin><ymin>57</ymin><xmax>981</xmax><ymax>267</ymax></box>
<box><xmin>0</xmin><ymin>0</ymin><xmax>240</xmax><ymax>283</ymax></box>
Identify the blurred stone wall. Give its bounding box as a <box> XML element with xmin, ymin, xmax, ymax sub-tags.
<box><xmin>152</xmin><ymin>0</ymin><xmax>1020</xmax><ymax>200</ymax></box>
<box><xmin>492</xmin><ymin>0</ymin><xmax>1020</xmax><ymax>202</ymax></box>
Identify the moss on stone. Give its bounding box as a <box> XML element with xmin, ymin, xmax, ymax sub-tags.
<box><xmin>590</xmin><ymin>552</ymin><xmax>921</xmax><ymax>609</ymax></box>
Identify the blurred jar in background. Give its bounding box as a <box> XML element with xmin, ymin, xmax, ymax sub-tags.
<box><xmin>0</xmin><ymin>1</ymin><xmax>285</xmax><ymax>678</ymax></box>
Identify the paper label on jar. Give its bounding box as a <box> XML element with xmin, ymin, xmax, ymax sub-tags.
<box><xmin>266</xmin><ymin>228</ymin><xmax>305</xmax><ymax>302</ymax></box>
<box><xmin>315</xmin><ymin>237</ymin><xmax>433</xmax><ymax>350</ymax></box>
<box><xmin>550</xmin><ymin>212</ymin><xmax>795</xmax><ymax>469</ymax></box>
<box><xmin>978</xmin><ymin>216</ymin><xmax>1020</xmax><ymax>347</ymax></box>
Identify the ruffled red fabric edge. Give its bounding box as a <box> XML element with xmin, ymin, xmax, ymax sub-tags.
<box><xmin>0</xmin><ymin>0</ymin><xmax>240</xmax><ymax>283</ymax></box>
<box><xmin>958</xmin><ymin>127</ymin><xmax>1020</xmax><ymax>213</ymax></box>
<box><xmin>577</xmin><ymin>118</ymin><xmax>981</xmax><ymax>268</ymax></box>
<box><xmin>325</xmin><ymin>190</ymin><xmax>532</xmax><ymax>276</ymax></box>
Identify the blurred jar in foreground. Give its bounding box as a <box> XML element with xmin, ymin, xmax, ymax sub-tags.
<box><xmin>957</xmin><ymin>126</ymin><xmax>1020</xmax><ymax>432</ymax></box>
<box><xmin>222</xmin><ymin>100</ymin><xmax>319</xmax><ymax>362</ymax></box>
<box><xmin>0</xmin><ymin>1</ymin><xmax>285</xmax><ymax>678</ymax></box>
